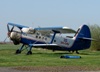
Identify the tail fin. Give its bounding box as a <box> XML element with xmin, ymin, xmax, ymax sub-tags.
<box><xmin>74</xmin><ymin>24</ymin><xmax>91</xmax><ymax>48</ymax></box>
<box><xmin>75</xmin><ymin>25</ymin><xmax>91</xmax><ymax>39</ymax></box>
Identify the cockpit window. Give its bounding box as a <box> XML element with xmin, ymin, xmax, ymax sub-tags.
<box><xmin>74</xmin><ymin>28</ymin><xmax>80</xmax><ymax>37</ymax></box>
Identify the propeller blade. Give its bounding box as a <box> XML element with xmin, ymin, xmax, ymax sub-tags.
<box><xmin>7</xmin><ymin>24</ymin><xmax>10</xmax><ymax>32</ymax></box>
<box><xmin>4</xmin><ymin>36</ymin><xmax>8</xmax><ymax>43</ymax></box>
<box><xmin>7</xmin><ymin>24</ymin><xmax>14</xmax><ymax>32</ymax></box>
<box><xmin>11</xmin><ymin>26</ymin><xmax>14</xmax><ymax>32</ymax></box>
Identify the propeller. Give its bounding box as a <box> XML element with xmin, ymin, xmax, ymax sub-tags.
<box><xmin>7</xmin><ymin>24</ymin><xmax>10</xmax><ymax>32</ymax></box>
<box><xmin>7</xmin><ymin>24</ymin><xmax>14</xmax><ymax>32</ymax></box>
<box><xmin>7</xmin><ymin>25</ymin><xmax>14</xmax><ymax>37</ymax></box>
<box><xmin>10</xmin><ymin>26</ymin><xmax>14</xmax><ymax>32</ymax></box>
<box><xmin>4</xmin><ymin>25</ymin><xmax>15</xmax><ymax>43</ymax></box>
<box><xmin>5</xmin><ymin>24</ymin><xmax>21</xmax><ymax>45</ymax></box>
<box><xmin>3</xmin><ymin>36</ymin><xmax>8</xmax><ymax>43</ymax></box>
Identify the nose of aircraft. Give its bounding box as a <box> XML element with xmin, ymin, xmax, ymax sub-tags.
<box><xmin>8</xmin><ymin>32</ymin><xmax>21</xmax><ymax>45</ymax></box>
<box><xmin>10</xmin><ymin>32</ymin><xmax>17</xmax><ymax>40</ymax></box>
<box><xmin>7</xmin><ymin>32</ymin><xmax>11</xmax><ymax>37</ymax></box>
<box><xmin>7</xmin><ymin>24</ymin><xmax>21</xmax><ymax>45</ymax></box>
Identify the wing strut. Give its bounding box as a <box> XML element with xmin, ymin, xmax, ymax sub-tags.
<box><xmin>50</xmin><ymin>32</ymin><xmax>56</xmax><ymax>44</ymax></box>
<box><xmin>50</xmin><ymin>30</ymin><xmax>60</xmax><ymax>44</ymax></box>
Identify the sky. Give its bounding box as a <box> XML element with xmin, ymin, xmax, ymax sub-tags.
<box><xmin>0</xmin><ymin>0</ymin><xmax>100</xmax><ymax>41</ymax></box>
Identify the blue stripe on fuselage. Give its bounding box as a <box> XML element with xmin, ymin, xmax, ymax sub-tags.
<box><xmin>20</xmin><ymin>36</ymin><xmax>88</xmax><ymax>51</ymax></box>
<box><xmin>20</xmin><ymin>37</ymin><xmax>45</xmax><ymax>45</ymax></box>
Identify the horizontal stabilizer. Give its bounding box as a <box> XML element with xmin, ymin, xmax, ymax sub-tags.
<box><xmin>78</xmin><ymin>37</ymin><xmax>95</xmax><ymax>41</ymax></box>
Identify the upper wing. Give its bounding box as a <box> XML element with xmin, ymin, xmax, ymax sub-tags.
<box><xmin>8</xmin><ymin>23</ymin><xmax>76</xmax><ymax>34</ymax></box>
<box><xmin>34</xmin><ymin>27</ymin><xmax>76</xmax><ymax>34</ymax></box>
<box><xmin>8</xmin><ymin>23</ymin><xmax>29</xmax><ymax>29</ymax></box>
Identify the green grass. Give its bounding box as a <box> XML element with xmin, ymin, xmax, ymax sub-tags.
<box><xmin>0</xmin><ymin>44</ymin><xmax>100</xmax><ymax>68</ymax></box>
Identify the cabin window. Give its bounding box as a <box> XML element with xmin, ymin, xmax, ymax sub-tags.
<box><xmin>42</xmin><ymin>37</ymin><xmax>44</xmax><ymax>39</ymax></box>
<box><xmin>36</xmin><ymin>35</ymin><xmax>38</xmax><ymax>38</ymax></box>
<box><xmin>39</xmin><ymin>36</ymin><xmax>41</xmax><ymax>39</ymax></box>
<box><xmin>45</xmin><ymin>38</ymin><xmax>47</xmax><ymax>40</ymax></box>
<box><xmin>74</xmin><ymin>28</ymin><xmax>80</xmax><ymax>37</ymax></box>
<box><xmin>54</xmin><ymin>40</ymin><xmax>56</xmax><ymax>42</ymax></box>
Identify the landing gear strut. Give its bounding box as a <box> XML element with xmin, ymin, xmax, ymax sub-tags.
<box><xmin>15</xmin><ymin>44</ymin><xmax>24</xmax><ymax>54</ymax></box>
<box><xmin>27</xmin><ymin>51</ymin><xmax>32</xmax><ymax>55</ymax></box>
<box><xmin>16</xmin><ymin>49</ymin><xmax>21</xmax><ymax>54</ymax></box>
<box><xmin>68</xmin><ymin>50</ymin><xmax>79</xmax><ymax>54</ymax></box>
<box><xmin>15</xmin><ymin>44</ymin><xmax>33</xmax><ymax>55</ymax></box>
<box><xmin>26</xmin><ymin>46</ymin><xmax>32</xmax><ymax>55</ymax></box>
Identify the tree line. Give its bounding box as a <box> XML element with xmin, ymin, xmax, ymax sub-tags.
<box><xmin>89</xmin><ymin>24</ymin><xmax>100</xmax><ymax>51</ymax></box>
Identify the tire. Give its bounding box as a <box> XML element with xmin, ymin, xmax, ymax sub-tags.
<box><xmin>26</xmin><ymin>51</ymin><xmax>32</xmax><ymax>55</ymax></box>
<box><xmin>15</xmin><ymin>49</ymin><xmax>21</xmax><ymax>54</ymax></box>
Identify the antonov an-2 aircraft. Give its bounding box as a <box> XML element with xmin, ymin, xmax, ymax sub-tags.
<box><xmin>7</xmin><ymin>23</ymin><xmax>92</xmax><ymax>55</ymax></box>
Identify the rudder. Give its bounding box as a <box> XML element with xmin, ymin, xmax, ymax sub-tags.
<box><xmin>75</xmin><ymin>25</ymin><xmax>91</xmax><ymax>39</ymax></box>
<box><xmin>74</xmin><ymin>24</ymin><xmax>91</xmax><ymax>49</ymax></box>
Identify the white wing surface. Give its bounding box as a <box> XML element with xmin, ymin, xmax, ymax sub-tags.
<box><xmin>34</xmin><ymin>27</ymin><xmax>76</xmax><ymax>35</ymax></box>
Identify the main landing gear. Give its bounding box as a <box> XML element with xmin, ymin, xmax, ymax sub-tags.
<box><xmin>76</xmin><ymin>50</ymin><xmax>79</xmax><ymax>54</ymax></box>
<box><xmin>15</xmin><ymin>44</ymin><xmax>33</xmax><ymax>55</ymax></box>
<box><xmin>68</xmin><ymin>50</ymin><xmax>79</xmax><ymax>54</ymax></box>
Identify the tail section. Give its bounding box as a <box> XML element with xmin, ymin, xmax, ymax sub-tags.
<box><xmin>74</xmin><ymin>24</ymin><xmax>91</xmax><ymax>49</ymax></box>
<box><xmin>75</xmin><ymin>25</ymin><xmax>91</xmax><ymax>39</ymax></box>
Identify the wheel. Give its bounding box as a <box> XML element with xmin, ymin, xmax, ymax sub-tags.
<box><xmin>26</xmin><ymin>51</ymin><xmax>32</xmax><ymax>55</ymax></box>
<box><xmin>76</xmin><ymin>50</ymin><xmax>79</xmax><ymax>54</ymax></box>
<box><xmin>15</xmin><ymin>49</ymin><xmax>21</xmax><ymax>54</ymax></box>
<box><xmin>72</xmin><ymin>50</ymin><xmax>74</xmax><ymax>53</ymax></box>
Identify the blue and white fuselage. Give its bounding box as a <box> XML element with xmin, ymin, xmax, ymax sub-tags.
<box><xmin>7</xmin><ymin>23</ymin><xmax>92</xmax><ymax>55</ymax></box>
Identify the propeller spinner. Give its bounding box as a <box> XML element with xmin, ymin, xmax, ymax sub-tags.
<box><xmin>7</xmin><ymin>24</ymin><xmax>21</xmax><ymax>45</ymax></box>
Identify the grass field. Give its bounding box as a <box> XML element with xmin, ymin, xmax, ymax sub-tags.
<box><xmin>0</xmin><ymin>44</ymin><xmax>100</xmax><ymax>70</ymax></box>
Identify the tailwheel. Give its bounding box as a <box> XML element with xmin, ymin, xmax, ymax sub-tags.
<box><xmin>27</xmin><ymin>51</ymin><xmax>32</xmax><ymax>55</ymax></box>
<box><xmin>15</xmin><ymin>49</ymin><xmax>21</xmax><ymax>54</ymax></box>
<box><xmin>72</xmin><ymin>50</ymin><xmax>74</xmax><ymax>53</ymax></box>
<box><xmin>76</xmin><ymin>50</ymin><xmax>79</xmax><ymax>54</ymax></box>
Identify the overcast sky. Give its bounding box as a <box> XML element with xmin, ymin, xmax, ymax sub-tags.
<box><xmin>0</xmin><ymin>0</ymin><xmax>100</xmax><ymax>41</ymax></box>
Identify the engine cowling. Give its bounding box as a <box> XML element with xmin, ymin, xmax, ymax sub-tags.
<box><xmin>10</xmin><ymin>32</ymin><xmax>21</xmax><ymax>45</ymax></box>
<box><xmin>21</xmin><ymin>27</ymin><xmax>35</xmax><ymax>34</ymax></box>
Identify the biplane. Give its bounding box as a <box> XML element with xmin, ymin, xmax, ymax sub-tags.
<box><xmin>7</xmin><ymin>23</ymin><xmax>92</xmax><ymax>55</ymax></box>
